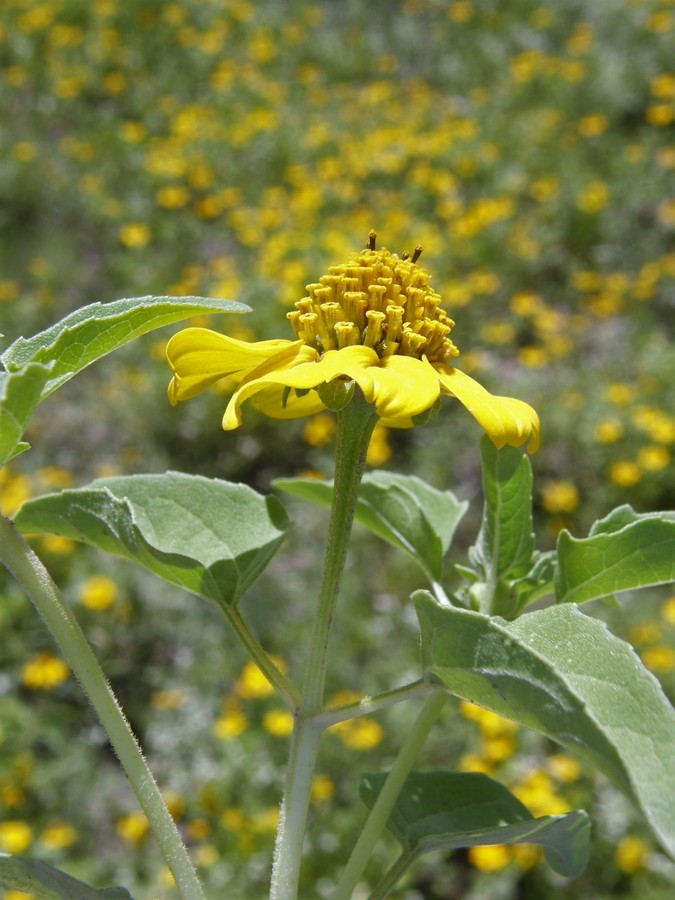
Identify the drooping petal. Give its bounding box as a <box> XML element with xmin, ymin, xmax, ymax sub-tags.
<box><xmin>252</xmin><ymin>385</ymin><xmax>327</xmax><ymax>419</ymax></box>
<box><xmin>166</xmin><ymin>328</ymin><xmax>296</xmax><ymax>403</ymax></box>
<box><xmin>435</xmin><ymin>364</ymin><xmax>541</xmax><ymax>453</ymax></box>
<box><xmin>360</xmin><ymin>355</ymin><xmax>441</xmax><ymax>420</ymax></box>
<box><xmin>223</xmin><ymin>345</ymin><xmax>378</xmax><ymax>430</ymax></box>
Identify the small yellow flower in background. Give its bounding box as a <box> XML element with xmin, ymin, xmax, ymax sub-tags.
<box><xmin>167</xmin><ymin>233</ymin><xmax>539</xmax><ymax>453</ymax></box>
<box><xmin>40</xmin><ymin>820</ymin><xmax>78</xmax><ymax>850</ymax></box>
<box><xmin>468</xmin><ymin>844</ymin><xmax>512</xmax><ymax>872</ymax></box>
<box><xmin>541</xmin><ymin>481</ymin><xmax>579</xmax><ymax>514</ymax></box>
<box><xmin>151</xmin><ymin>689</ymin><xmax>186</xmax><ymax>710</ymax></box>
<box><xmin>616</xmin><ymin>835</ymin><xmax>650</xmax><ymax>874</ymax></box>
<box><xmin>119</xmin><ymin>223</ymin><xmax>151</xmax><ymax>248</ymax></box>
<box><xmin>576</xmin><ymin>181</ymin><xmax>610</xmax><ymax>213</ymax></box>
<box><xmin>0</xmin><ymin>469</ymin><xmax>31</xmax><ymax>516</ymax></box>
<box><xmin>661</xmin><ymin>596</ymin><xmax>675</xmax><ymax>625</ymax></box>
<box><xmin>642</xmin><ymin>645</ymin><xmax>675</xmax><ymax>673</ymax></box>
<box><xmin>609</xmin><ymin>460</ymin><xmax>642</xmax><ymax>488</ymax></box>
<box><xmin>249</xmin><ymin>807</ymin><xmax>280</xmax><ymax>834</ymax></box>
<box><xmin>578</xmin><ymin>114</ymin><xmax>609</xmax><ymax>137</ymax></box>
<box><xmin>116</xmin><ymin>810</ymin><xmax>149</xmax><ymax>845</ymax></box>
<box><xmin>637</xmin><ymin>445</ymin><xmax>671</xmax><ymax>472</ymax></box>
<box><xmin>511</xmin><ymin>843</ymin><xmax>541</xmax><ymax>869</ymax></box>
<box><xmin>512</xmin><ymin>769</ymin><xmax>570</xmax><ymax>817</ymax></box>
<box><xmin>21</xmin><ymin>653</ymin><xmax>70</xmax><ymax>690</ymax></box>
<box><xmin>78</xmin><ymin>575</ymin><xmax>118</xmax><ymax>610</ymax></box>
<box><xmin>213</xmin><ymin>703</ymin><xmax>248</xmax><ymax>740</ymax></box>
<box><xmin>595</xmin><ymin>418</ymin><xmax>624</xmax><ymax>443</ymax></box>
<box><xmin>303</xmin><ymin>413</ymin><xmax>336</xmax><ymax>447</ymax></box>
<box><xmin>458</xmin><ymin>753</ymin><xmax>493</xmax><ymax>775</ymax></box>
<box><xmin>263</xmin><ymin>709</ymin><xmax>294</xmax><ymax>737</ymax></box>
<box><xmin>235</xmin><ymin>658</ymin><xmax>288</xmax><ymax>699</ymax></box>
<box><xmin>547</xmin><ymin>753</ymin><xmax>582</xmax><ymax>784</ymax></box>
<box><xmin>0</xmin><ymin>820</ymin><xmax>33</xmax><ymax>854</ymax></box>
<box><xmin>366</xmin><ymin>423</ymin><xmax>392</xmax><ymax>465</ymax></box>
<box><xmin>311</xmin><ymin>774</ymin><xmax>335</xmax><ymax>803</ymax></box>
<box><xmin>331</xmin><ymin>717</ymin><xmax>385</xmax><ymax>750</ymax></box>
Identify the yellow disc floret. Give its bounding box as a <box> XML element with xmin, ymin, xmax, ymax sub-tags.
<box><xmin>287</xmin><ymin>231</ymin><xmax>460</xmax><ymax>365</ymax></box>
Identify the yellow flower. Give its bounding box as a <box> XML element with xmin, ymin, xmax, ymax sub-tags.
<box><xmin>0</xmin><ymin>820</ymin><xmax>33</xmax><ymax>854</ymax></box>
<box><xmin>21</xmin><ymin>652</ymin><xmax>70</xmax><ymax>690</ymax></box>
<box><xmin>167</xmin><ymin>234</ymin><xmax>539</xmax><ymax>452</ymax></box>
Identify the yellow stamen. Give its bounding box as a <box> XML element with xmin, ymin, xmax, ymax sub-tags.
<box><xmin>364</xmin><ymin>310</ymin><xmax>386</xmax><ymax>348</ymax></box>
<box><xmin>335</xmin><ymin>321</ymin><xmax>360</xmax><ymax>348</ymax></box>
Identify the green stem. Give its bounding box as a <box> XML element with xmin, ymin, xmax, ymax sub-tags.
<box><xmin>368</xmin><ymin>851</ymin><xmax>415</xmax><ymax>900</ymax></box>
<box><xmin>315</xmin><ymin>679</ymin><xmax>438</xmax><ymax>729</ymax></box>
<box><xmin>0</xmin><ymin>516</ymin><xmax>205</xmax><ymax>900</ymax></box>
<box><xmin>271</xmin><ymin>390</ymin><xmax>378</xmax><ymax>900</ymax></box>
<box><xmin>222</xmin><ymin>603</ymin><xmax>300</xmax><ymax>709</ymax></box>
<box><xmin>330</xmin><ymin>692</ymin><xmax>449</xmax><ymax>900</ymax></box>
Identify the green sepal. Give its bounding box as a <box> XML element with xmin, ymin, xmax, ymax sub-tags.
<box><xmin>14</xmin><ymin>473</ymin><xmax>288</xmax><ymax>608</ymax></box>
<box><xmin>360</xmin><ymin>771</ymin><xmax>590</xmax><ymax>878</ymax></box>
<box><xmin>317</xmin><ymin>379</ymin><xmax>355</xmax><ymax>410</ymax></box>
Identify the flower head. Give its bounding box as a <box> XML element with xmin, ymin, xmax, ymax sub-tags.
<box><xmin>167</xmin><ymin>233</ymin><xmax>539</xmax><ymax>452</ymax></box>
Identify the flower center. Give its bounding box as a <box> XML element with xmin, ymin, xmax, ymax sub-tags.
<box><xmin>287</xmin><ymin>231</ymin><xmax>460</xmax><ymax>365</ymax></box>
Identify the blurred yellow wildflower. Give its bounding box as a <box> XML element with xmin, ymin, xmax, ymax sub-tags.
<box><xmin>0</xmin><ymin>820</ymin><xmax>33</xmax><ymax>854</ymax></box>
<box><xmin>117</xmin><ymin>811</ymin><xmax>149</xmax><ymax>845</ymax></box>
<box><xmin>576</xmin><ymin>181</ymin><xmax>610</xmax><ymax>213</ymax></box>
<box><xmin>311</xmin><ymin>775</ymin><xmax>335</xmax><ymax>803</ymax></box>
<box><xmin>167</xmin><ymin>234</ymin><xmax>539</xmax><ymax>452</ymax></box>
<box><xmin>213</xmin><ymin>704</ymin><xmax>248</xmax><ymax>740</ymax></box>
<box><xmin>40</xmin><ymin>820</ymin><xmax>77</xmax><ymax>850</ymax></box>
<box><xmin>468</xmin><ymin>844</ymin><xmax>511</xmax><ymax>872</ymax></box>
<box><xmin>616</xmin><ymin>835</ymin><xmax>649</xmax><ymax>873</ymax></box>
<box><xmin>547</xmin><ymin>753</ymin><xmax>582</xmax><ymax>784</ymax></box>
<box><xmin>661</xmin><ymin>596</ymin><xmax>675</xmax><ymax>625</ymax></box>
<box><xmin>331</xmin><ymin>717</ymin><xmax>385</xmax><ymax>750</ymax></box>
<box><xmin>235</xmin><ymin>658</ymin><xmax>287</xmax><ymax>699</ymax></box>
<box><xmin>541</xmin><ymin>481</ymin><xmax>580</xmax><ymax>514</ymax></box>
<box><xmin>595</xmin><ymin>419</ymin><xmax>624</xmax><ymax>443</ymax></box>
<box><xmin>21</xmin><ymin>653</ymin><xmax>70</xmax><ymax>690</ymax></box>
<box><xmin>366</xmin><ymin>423</ymin><xmax>392</xmax><ymax>465</ymax></box>
<box><xmin>609</xmin><ymin>460</ymin><xmax>642</xmax><ymax>488</ymax></box>
<box><xmin>263</xmin><ymin>709</ymin><xmax>294</xmax><ymax>737</ymax></box>
<box><xmin>642</xmin><ymin>645</ymin><xmax>675</xmax><ymax>673</ymax></box>
<box><xmin>79</xmin><ymin>575</ymin><xmax>118</xmax><ymax>610</ymax></box>
<box><xmin>119</xmin><ymin>223</ymin><xmax>151</xmax><ymax>248</ymax></box>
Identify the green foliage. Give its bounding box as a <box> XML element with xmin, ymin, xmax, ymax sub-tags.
<box><xmin>556</xmin><ymin>507</ymin><xmax>675</xmax><ymax>603</ymax></box>
<box><xmin>0</xmin><ymin>362</ymin><xmax>51</xmax><ymax>465</ymax></box>
<box><xmin>0</xmin><ymin>854</ymin><xmax>131</xmax><ymax>900</ymax></box>
<box><xmin>360</xmin><ymin>772</ymin><xmax>590</xmax><ymax>878</ymax></box>
<box><xmin>1</xmin><ymin>296</ymin><xmax>248</xmax><ymax>402</ymax></box>
<box><xmin>14</xmin><ymin>473</ymin><xmax>288</xmax><ymax>608</ymax></box>
<box><xmin>274</xmin><ymin>471</ymin><xmax>468</xmax><ymax>583</ymax></box>
<box><xmin>415</xmin><ymin>593</ymin><xmax>675</xmax><ymax>857</ymax></box>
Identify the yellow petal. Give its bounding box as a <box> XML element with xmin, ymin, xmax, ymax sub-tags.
<box><xmin>223</xmin><ymin>346</ymin><xmax>377</xmax><ymax>430</ymax></box>
<box><xmin>435</xmin><ymin>365</ymin><xmax>541</xmax><ymax>453</ymax></box>
<box><xmin>252</xmin><ymin>386</ymin><xmax>327</xmax><ymax>419</ymax></box>
<box><xmin>360</xmin><ymin>355</ymin><xmax>441</xmax><ymax>420</ymax></box>
<box><xmin>166</xmin><ymin>328</ymin><xmax>296</xmax><ymax>404</ymax></box>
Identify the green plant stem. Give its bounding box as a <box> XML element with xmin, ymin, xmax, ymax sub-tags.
<box><xmin>368</xmin><ymin>851</ymin><xmax>415</xmax><ymax>900</ymax></box>
<box><xmin>330</xmin><ymin>692</ymin><xmax>449</xmax><ymax>900</ymax></box>
<box><xmin>271</xmin><ymin>390</ymin><xmax>378</xmax><ymax>900</ymax></box>
<box><xmin>0</xmin><ymin>515</ymin><xmax>206</xmax><ymax>900</ymax></box>
<box><xmin>222</xmin><ymin>603</ymin><xmax>300</xmax><ymax>709</ymax></box>
<box><xmin>315</xmin><ymin>679</ymin><xmax>439</xmax><ymax>728</ymax></box>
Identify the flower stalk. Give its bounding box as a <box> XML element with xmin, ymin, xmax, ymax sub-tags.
<box><xmin>0</xmin><ymin>515</ymin><xmax>206</xmax><ymax>900</ymax></box>
<box><xmin>271</xmin><ymin>389</ymin><xmax>378</xmax><ymax>900</ymax></box>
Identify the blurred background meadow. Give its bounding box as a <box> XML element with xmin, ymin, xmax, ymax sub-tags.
<box><xmin>1</xmin><ymin>0</ymin><xmax>674</xmax><ymax>897</ymax></box>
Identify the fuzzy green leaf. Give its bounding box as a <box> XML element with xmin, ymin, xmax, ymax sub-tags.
<box><xmin>556</xmin><ymin>508</ymin><xmax>675</xmax><ymax>603</ymax></box>
<box><xmin>0</xmin><ymin>854</ymin><xmax>131</xmax><ymax>899</ymax></box>
<box><xmin>15</xmin><ymin>473</ymin><xmax>288</xmax><ymax>607</ymax></box>
<box><xmin>274</xmin><ymin>472</ymin><xmax>467</xmax><ymax>581</ymax></box>
<box><xmin>0</xmin><ymin>363</ymin><xmax>51</xmax><ymax>466</ymax></box>
<box><xmin>468</xmin><ymin>436</ymin><xmax>535</xmax><ymax>581</ymax></box>
<box><xmin>415</xmin><ymin>593</ymin><xmax>675</xmax><ymax>857</ymax></box>
<box><xmin>360</xmin><ymin>772</ymin><xmax>590</xmax><ymax>877</ymax></box>
<box><xmin>1</xmin><ymin>295</ymin><xmax>249</xmax><ymax>402</ymax></box>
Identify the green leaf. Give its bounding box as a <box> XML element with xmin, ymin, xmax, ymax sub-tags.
<box><xmin>14</xmin><ymin>473</ymin><xmax>288</xmax><ymax>607</ymax></box>
<box><xmin>415</xmin><ymin>592</ymin><xmax>675</xmax><ymax>857</ymax></box>
<box><xmin>556</xmin><ymin>509</ymin><xmax>675</xmax><ymax>604</ymax></box>
<box><xmin>360</xmin><ymin>771</ymin><xmax>590</xmax><ymax>877</ymax></box>
<box><xmin>274</xmin><ymin>472</ymin><xmax>468</xmax><ymax>582</ymax></box>
<box><xmin>0</xmin><ymin>854</ymin><xmax>131</xmax><ymax>899</ymax></box>
<box><xmin>1</xmin><ymin>295</ymin><xmax>249</xmax><ymax>402</ymax></box>
<box><xmin>0</xmin><ymin>363</ymin><xmax>51</xmax><ymax>466</ymax></box>
<box><xmin>468</xmin><ymin>436</ymin><xmax>535</xmax><ymax>582</ymax></box>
